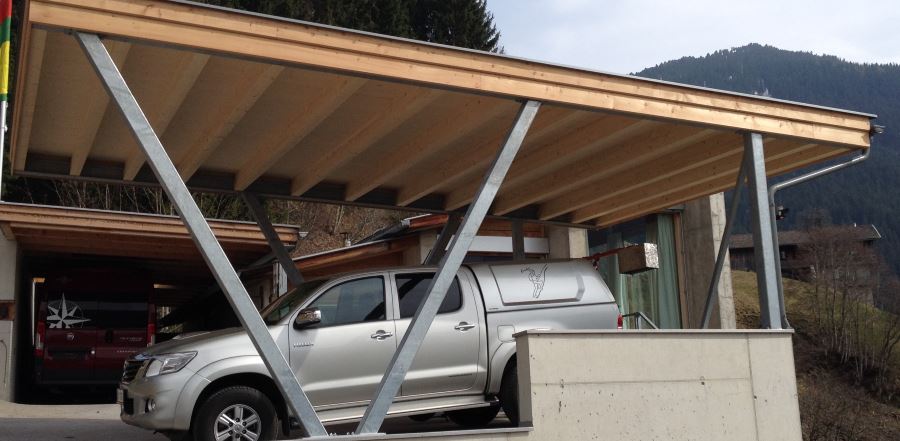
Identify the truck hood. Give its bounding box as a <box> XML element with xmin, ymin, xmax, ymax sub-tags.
<box><xmin>141</xmin><ymin>326</ymin><xmax>288</xmax><ymax>359</ymax></box>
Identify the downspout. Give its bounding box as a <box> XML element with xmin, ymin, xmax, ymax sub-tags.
<box><xmin>768</xmin><ymin>124</ymin><xmax>881</xmax><ymax>328</ymax></box>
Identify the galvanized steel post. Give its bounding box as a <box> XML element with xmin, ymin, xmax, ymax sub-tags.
<box><xmin>242</xmin><ymin>192</ymin><xmax>305</xmax><ymax>288</ymax></box>
<box><xmin>743</xmin><ymin>132</ymin><xmax>782</xmax><ymax>329</ymax></box>
<box><xmin>74</xmin><ymin>32</ymin><xmax>327</xmax><ymax>437</ymax></box>
<box><xmin>701</xmin><ymin>155</ymin><xmax>748</xmax><ymax>328</ymax></box>
<box><xmin>424</xmin><ymin>213</ymin><xmax>462</xmax><ymax>266</ymax></box>
<box><xmin>355</xmin><ymin>100</ymin><xmax>541</xmax><ymax>434</ymax></box>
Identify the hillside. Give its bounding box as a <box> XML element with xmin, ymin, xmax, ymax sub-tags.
<box><xmin>635</xmin><ymin>44</ymin><xmax>900</xmax><ymax>274</ymax></box>
<box><xmin>731</xmin><ymin>270</ymin><xmax>900</xmax><ymax>440</ymax></box>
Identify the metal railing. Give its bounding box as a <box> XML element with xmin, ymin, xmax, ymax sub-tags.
<box><xmin>622</xmin><ymin>312</ymin><xmax>659</xmax><ymax>329</ymax></box>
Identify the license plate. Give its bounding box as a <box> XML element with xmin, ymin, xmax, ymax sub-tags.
<box><xmin>117</xmin><ymin>388</ymin><xmax>125</xmax><ymax>404</ymax></box>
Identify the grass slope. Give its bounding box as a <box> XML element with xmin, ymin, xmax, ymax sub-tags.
<box><xmin>731</xmin><ymin>270</ymin><xmax>900</xmax><ymax>440</ymax></box>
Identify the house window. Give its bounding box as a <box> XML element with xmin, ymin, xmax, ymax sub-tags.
<box><xmin>588</xmin><ymin>214</ymin><xmax>682</xmax><ymax>329</ymax></box>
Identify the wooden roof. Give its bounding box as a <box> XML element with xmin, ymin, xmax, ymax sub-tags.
<box><xmin>0</xmin><ymin>202</ymin><xmax>302</xmax><ymax>265</ymax></box>
<box><xmin>11</xmin><ymin>0</ymin><xmax>876</xmax><ymax>228</ymax></box>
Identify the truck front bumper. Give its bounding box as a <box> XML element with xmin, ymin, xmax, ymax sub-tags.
<box><xmin>119</xmin><ymin>368</ymin><xmax>209</xmax><ymax>432</ymax></box>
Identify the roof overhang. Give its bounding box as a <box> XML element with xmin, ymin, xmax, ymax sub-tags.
<box><xmin>10</xmin><ymin>0</ymin><xmax>877</xmax><ymax>228</ymax></box>
<box><xmin>0</xmin><ymin>202</ymin><xmax>302</xmax><ymax>265</ymax></box>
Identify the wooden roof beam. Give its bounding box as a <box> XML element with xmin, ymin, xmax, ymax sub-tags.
<box><xmin>25</xmin><ymin>0</ymin><xmax>871</xmax><ymax>147</ymax></box>
<box><xmin>444</xmin><ymin>114</ymin><xmax>650</xmax><ymax>211</ymax></box>
<box><xmin>539</xmin><ymin>132</ymin><xmax>748</xmax><ymax>220</ymax></box>
<box><xmin>237</xmin><ymin>75</ymin><xmax>368</xmax><ymax>192</ymax></box>
<box><xmin>12</xmin><ymin>29</ymin><xmax>47</xmax><ymax>171</ymax></box>
<box><xmin>293</xmin><ymin>87</ymin><xmax>445</xmax><ymax>199</ymax></box>
<box><xmin>122</xmin><ymin>52</ymin><xmax>211</xmax><ymax>180</ymax></box>
<box><xmin>594</xmin><ymin>145</ymin><xmax>847</xmax><ymax>227</ymax></box>
<box><xmin>395</xmin><ymin>105</ymin><xmax>584</xmax><ymax>207</ymax></box>
<box><xmin>173</xmin><ymin>63</ymin><xmax>285</xmax><ymax>181</ymax></box>
<box><xmin>68</xmin><ymin>40</ymin><xmax>131</xmax><ymax>176</ymax></box>
<box><xmin>570</xmin><ymin>137</ymin><xmax>798</xmax><ymax>223</ymax></box>
<box><xmin>343</xmin><ymin>93</ymin><xmax>506</xmax><ymax>202</ymax></box>
<box><xmin>491</xmin><ymin>125</ymin><xmax>717</xmax><ymax>216</ymax></box>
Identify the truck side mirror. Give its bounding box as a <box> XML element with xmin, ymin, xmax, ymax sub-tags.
<box><xmin>294</xmin><ymin>307</ymin><xmax>322</xmax><ymax>329</ymax></box>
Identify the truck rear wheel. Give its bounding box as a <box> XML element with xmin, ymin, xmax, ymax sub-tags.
<box><xmin>447</xmin><ymin>405</ymin><xmax>500</xmax><ymax>427</ymax></box>
<box><xmin>194</xmin><ymin>386</ymin><xmax>278</xmax><ymax>441</ymax></box>
<box><xmin>499</xmin><ymin>360</ymin><xmax>519</xmax><ymax>425</ymax></box>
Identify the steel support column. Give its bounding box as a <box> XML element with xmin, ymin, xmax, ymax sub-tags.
<box><xmin>743</xmin><ymin>132</ymin><xmax>782</xmax><ymax>329</ymax></box>
<box><xmin>423</xmin><ymin>213</ymin><xmax>462</xmax><ymax>265</ymax></box>
<box><xmin>701</xmin><ymin>154</ymin><xmax>748</xmax><ymax>328</ymax></box>
<box><xmin>242</xmin><ymin>192</ymin><xmax>305</xmax><ymax>288</ymax></box>
<box><xmin>74</xmin><ymin>32</ymin><xmax>327</xmax><ymax>437</ymax></box>
<box><xmin>355</xmin><ymin>100</ymin><xmax>541</xmax><ymax>434</ymax></box>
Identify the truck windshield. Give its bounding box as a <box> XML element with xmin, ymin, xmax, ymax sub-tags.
<box><xmin>261</xmin><ymin>279</ymin><xmax>329</xmax><ymax>325</ymax></box>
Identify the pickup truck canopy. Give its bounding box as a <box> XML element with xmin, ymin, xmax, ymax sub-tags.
<box><xmin>11</xmin><ymin>0</ymin><xmax>874</xmax><ymax>228</ymax></box>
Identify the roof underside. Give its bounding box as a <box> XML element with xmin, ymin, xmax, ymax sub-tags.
<box><xmin>0</xmin><ymin>202</ymin><xmax>300</xmax><ymax>265</ymax></box>
<box><xmin>11</xmin><ymin>0</ymin><xmax>875</xmax><ymax>228</ymax></box>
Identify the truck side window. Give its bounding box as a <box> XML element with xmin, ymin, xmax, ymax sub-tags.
<box><xmin>309</xmin><ymin>277</ymin><xmax>385</xmax><ymax>327</ymax></box>
<box><xmin>396</xmin><ymin>274</ymin><xmax>462</xmax><ymax>319</ymax></box>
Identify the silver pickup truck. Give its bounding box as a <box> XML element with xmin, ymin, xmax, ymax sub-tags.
<box><xmin>119</xmin><ymin>260</ymin><xmax>618</xmax><ymax>441</ymax></box>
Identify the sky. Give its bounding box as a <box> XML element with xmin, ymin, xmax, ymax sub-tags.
<box><xmin>487</xmin><ymin>0</ymin><xmax>900</xmax><ymax>75</ymax></box>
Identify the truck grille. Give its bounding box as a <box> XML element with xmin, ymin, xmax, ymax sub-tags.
<box><xmin>121</xmin><ymin>358</ymin><xmax>144</xmax><ymax>383</ymax></box>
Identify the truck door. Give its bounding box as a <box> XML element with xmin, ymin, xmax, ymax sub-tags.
<box><xmin>289</xmin><ymin>276</ymin><xmax>396</xmax><ymax>406</ymax></box>
<box><xmin>393</xmin><ymin>271</ymin><xmax>480</xmax><ymax>397</ymax></box>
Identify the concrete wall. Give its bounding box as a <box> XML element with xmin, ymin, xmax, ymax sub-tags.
<box><xmin>682</xmin><ymin>193</ymin><xmax>736</xmax><ymax>329</ymax></box>
<box><xmin>0</xmin><ymin>236</ymin><xmax>18</xmax><ymax>401</ymax></box>
<box><xmin>517</xmin><ymin>330</ymin><xmax>800</xmax><ymax>441</ymax></box>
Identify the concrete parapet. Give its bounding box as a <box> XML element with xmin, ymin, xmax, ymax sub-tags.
<box><xmin>516</xmin><ymin>330</ymin><xmax>800</xmax><ymax>441</ymax></box>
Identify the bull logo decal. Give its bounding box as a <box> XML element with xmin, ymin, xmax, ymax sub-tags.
<box><xmin>521</xmin><ymin>264</ymin><xmax>549</xmax><ymax>298</ymax></box>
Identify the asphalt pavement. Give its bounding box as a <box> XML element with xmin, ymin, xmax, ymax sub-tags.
<box><xmin>0</xmin><ymin>417</ymin><xmax>167</xmax><ymax>441</ymax></box>
<box><xmin>0</xmin><ymin>401</ymin><xmax>513</xmax><ymax>440</ymax></box>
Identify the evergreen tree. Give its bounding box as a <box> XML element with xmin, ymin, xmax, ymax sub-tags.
<box><xmin>199</xmin><ymin>0</ymin><xmax>502</xmax><ymax>52</ymax></box>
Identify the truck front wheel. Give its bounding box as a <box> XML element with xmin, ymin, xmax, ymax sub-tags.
<box><xmin>194</xmin><ymin>386</ymin><xmax>278</xmax><ymax>441</ymax></box>
<box><xmin>499</xmin><ymin>360</ymin><xmax>519</xmax><ymax>425</ymax></box>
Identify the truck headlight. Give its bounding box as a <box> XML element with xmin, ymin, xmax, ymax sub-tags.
<box><xmin>144</xmin><ymin>352</ymin><xmax>197</xmax><ymax>377</ymax></box>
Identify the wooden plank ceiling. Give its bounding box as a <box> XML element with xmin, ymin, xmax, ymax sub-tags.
<box><xmin>0</xmin><ymin>202</ymin><xmax>301</xmax><ymax>265</ymax></box>
<box><xmin>11</xmin><ymin>0</ymin><xmax>876</xmax><ymax>228</ymax></box>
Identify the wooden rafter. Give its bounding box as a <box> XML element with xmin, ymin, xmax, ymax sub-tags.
<box><xmin>538</xmin><ymin>132</ymin><xmax>748</xmax><ymax>220</ymax></box>
<box><xmin>12</xmin><ymin>29</ymin><xmax>47</xmax><ymax>171</ymax></box>
<box><xmin>171</xmin><ymin>62</ymin><xmax>285</xmax><ymax>180</ymax></box>
<box><xmin>122</xmin><ymin>51</ymin><xmax>211</xmax><ymax>180</ymax></box>
<box><xmin>491</xmin><ymin>125</ymin><xmax>717</xmax><ymax>215</ymax></box>
<box><xmin>68</xmin><ymin>39</ymin><xmax>131</xmax><ymax>176</ymax></box>
<box><xmin>590</xmin><ymin>144</ymin><xmax>841</xmax><ymax>227</ymax></box>
<box><xmin>292</xmin><ymin>86</ymin><xmax>444</xmax><ymax>198</ymax></box>
<box><xmin>342</xmin><ymin>93</ymin><xmax>506</xmax><ymax>202</ymax></box>
<box><xmin>395</xmin><ymin>105</ymin><xmax>585</xmax><ymax>207</ymax></box>
<box><xmin>443</xmin><ymin>114</ymin><xmax>650</xmax><ymax>211</ymax></box>
<box><xmin>237</xmin><ymin>74</ymin><xmax>367</xmax><ymax>192</ymax></box>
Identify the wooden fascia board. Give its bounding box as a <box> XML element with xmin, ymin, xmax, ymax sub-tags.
<box><xmin>0</xmin><ymin>204</ymin><xmax>299</xmax><ymax>243</ymax></box>
<box><xmin>26</xmin><ymin>0</ymin><xmax>873</xmax><ymax>149</ymax></box>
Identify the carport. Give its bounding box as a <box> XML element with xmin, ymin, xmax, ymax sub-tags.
<box><xmin>7</xmin><ymin>0</ymin><xmax>877</xmax><ymax>437</ymax></box>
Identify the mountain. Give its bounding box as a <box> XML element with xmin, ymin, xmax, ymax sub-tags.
<box><xmin>635</xmin><ymin>44</ymin><xmax>900</xmax><ymax>274</ymax></box>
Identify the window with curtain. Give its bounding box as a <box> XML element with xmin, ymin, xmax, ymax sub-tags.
<box><xmin>588</xmin><ymin>214</ymin><xmax>682</xmax><ymax>329</ymax></box>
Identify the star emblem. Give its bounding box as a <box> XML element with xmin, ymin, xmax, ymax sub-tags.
<box><xmin>46</xmin><ymin>294</ymin><xmax>91</xmax><ymax>329</ymax></box>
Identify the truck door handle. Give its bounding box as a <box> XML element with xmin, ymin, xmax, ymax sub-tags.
<box><xmin>370</xmin><ymin>330</ymin><xmax>393</xmax><ymax>340</ymax></box>
<box><xmin>454</xmin><ymin>322</ymin><xmax>476</xmax><ymax>331</ymax></box>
